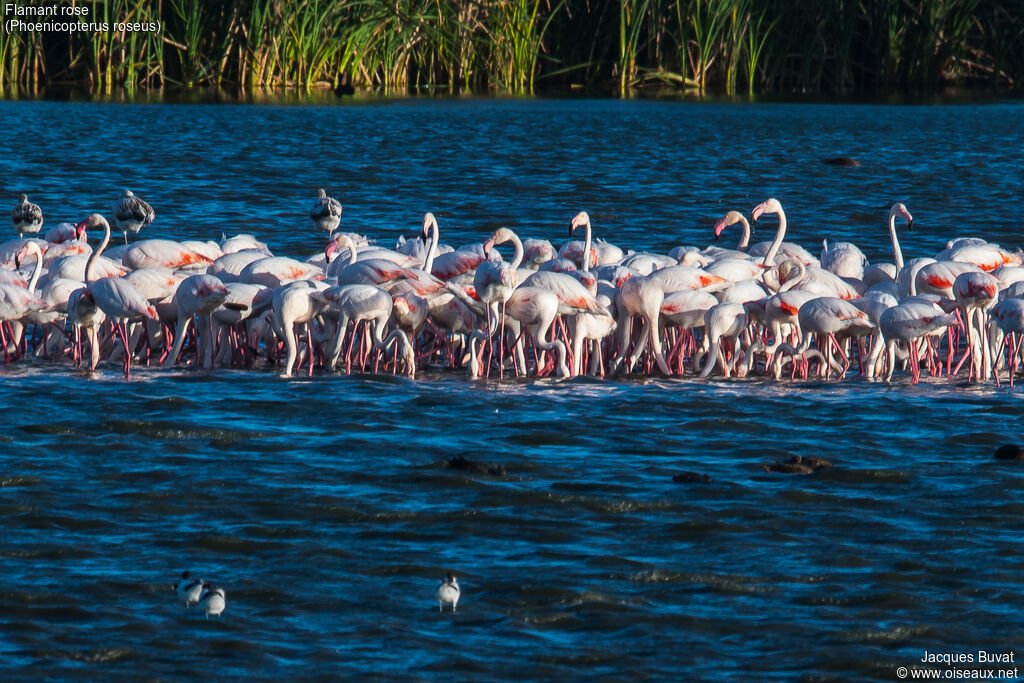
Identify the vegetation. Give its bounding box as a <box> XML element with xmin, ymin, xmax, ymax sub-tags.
<box><xmin>0</xmin><ymin>0</ymin><xmax>1019</xmax><ymax>96</ymax></box>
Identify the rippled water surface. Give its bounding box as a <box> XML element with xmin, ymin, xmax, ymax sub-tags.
<box><xmin>3</xmin><ymin>98</ymin><xmax>1024</xmax><ymax>680</ymax></box>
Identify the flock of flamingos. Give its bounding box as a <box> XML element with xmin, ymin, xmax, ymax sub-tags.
<box><xmin>3</xmin><ymin>189</ymin><xmax>1024</xmax><ymax>385</ymax></box>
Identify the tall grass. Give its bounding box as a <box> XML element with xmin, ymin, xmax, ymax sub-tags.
<box><xmin>0</xmin><ymin>0</ymin><xmax>1019</xmax><ymax>97</ymax></box>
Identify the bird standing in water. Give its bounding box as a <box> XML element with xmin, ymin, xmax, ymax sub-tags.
<box><xmin>12</xmin><ymin>193</ymin><xmax>43</xmax><ymax>236</ymax></box>
<box><xmin>198</xmin><ymin>583</ymin><xmax>227</xmax><ymax>618</ymax></box>
<box><xmin>310</xmin><ymin>188</ymin><xmax>343</xmax><ymax>234</ymax></box>
<box><xmin>176</xmin><ymin>571</ymin><xmax>204</xmax><ymax>606</ymax></box>
<box><xmin>112</xmin><ymin>189</ymin><xmax>155</xmax><ymax>244</ymax></box>
<box><xmin>436</xmin><ymin>572</ymin><xmax>460</xmax><ymax>612</ymax></box>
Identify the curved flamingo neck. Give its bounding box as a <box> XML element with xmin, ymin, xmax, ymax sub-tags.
<box><xmin>84</xmin><ymin>216</ymin><xmax>111</xmax><ymax>286</ymax></box>
<box><xmin>737</xmin><ymin>216</ymin><xmax>751</xmax><ymax>250</ymax></box>
<box><xmin>423</xmin><ymin>215</ymin><xmax>438</xmax><ymax>274</ymax></box>
<box><xmin>328</xmin><ymin>235</ymin><xmax>358</xmax><ymax>265</ymax></box>
<box><xmin>762</xmin><ymin>207</ymin><xmax>787</xmax><ymax>267</ymax></box>
<box><xmin>25</xmin><ymin>242</ymin><xmax>43</xmax><ymax>294</ymax></box>
<box><xmin>889</xmin><ymin>209</ymin><xmax>905</xmax><ymax>272</ymax></box>
<box><xmin>581</xmin><ymin>218</ymin><xmax>592</xmax><ymax>271</ymax></box>
<box><xmin>509</xmin><ymin>231</ymin><xmax>524</xmax><ymax>271</ymax></box>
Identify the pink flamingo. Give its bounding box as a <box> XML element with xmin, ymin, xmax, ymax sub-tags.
<box><xmin>326</xmin><ymin>234</ymin><xmax>420</xmax><ymax>289</ymax></box>
<box><xmin>240</xmin><ymin>256</ymin><xmax>324</xmax><ymax>289</ymax></box>
<box><xmin>773</xmin><ymin>296</ymin><xmax>874</xmax><ymax>379</ymax></box>
<box><xmin>990</xmin><ymin>299</ymin><xmax>1024</xmax><ymax>385</ymax></box>
<box><xmin>164</xmin><ymin>274</ymin><xmax>230</xmax><ymax>368</ymax></box>
<box><xmin>952</xmin><ymin>270</ymin><xmax>999</xmax><ymax>380</ymax></box>
<box><xmin>750</xmin><ymin>198</ymin><xmax>818</xmax><ymax>267</ymax></box>
<box><xmin>317</xmin><ymin>284</ymin><xmax>414</xmax><ymax>377</ymax></box>
<box><xmin>698</xmin><ymin>302</ymin><xmax>748</xmax><ymax>378</ymax></box>
<box><xmin>122</xmin><ymin>239</ymin><xmax>213</xmax><ymax>270</ymax></box>
<box><xmin>878</xmin><ymin>301</ymin><xmax>958</xmax><ymax>383</ymax></box>
<box><xmin>504</xmin><ymin>286</ymin><xmax>569</xmax><ymax>378</ymax></box>
<box><xmin>76</xmin><ymin>213</ymin><xmax>159</xmax><ymax>377</ymax></box>
<box><xmin>272</xmin><ymin>280</ymin><xmax>327</xmax><ymax>377</ymax></box>
<box><xmin>712</xmin><ymin>210</ymin><xmax>751</xmax><ymax>252</ymax></box>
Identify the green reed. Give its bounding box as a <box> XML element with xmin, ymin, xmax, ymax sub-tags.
<box><xmin>0</xmin><ymin>0</ymin><xmax>1017</xmax><ymax>97</ymax></box>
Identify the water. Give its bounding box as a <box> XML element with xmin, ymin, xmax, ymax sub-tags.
<box><xmin>2</xmin><ymin>98</ymin><xmax>1024</xmax><ymax>680</ymax></box>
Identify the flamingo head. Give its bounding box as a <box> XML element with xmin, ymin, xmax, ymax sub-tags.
<box><xmin>751</xmin><ymin>198</ymin><xmax>782</xmax><ymax>223</ymax></box>
<box><xmin>482</xmin><ymin>235</ymin><xmax>497</xmax><ymax>258</ymax></box>
<box><xmin>325</xmin><ymin>233</ymin><xmax>355</xmax><ymax>263</ymax></box>
<box><xmin>491</xmin><ymin>227</ymin><xmax>515</xmax><ymax>246</ymax></box>
<box><xmin>421</xmin><ymin>212</ymin><xmax>436</xmax><ymax>241</ymax></box>
<box><xmin>569</xmin><ymin>211</ymin><xmax>590</xmax><ymax>237</ymax></box>
<box><xmin>75</xmin><ymin>213</ymin><xmax>106</xmax><ymax>235</ymax></box>
<box><xmin>713</xmin><ymin>210</ymin><xmax>745</xmax><ymax>239</ymax></box>
<box><xmin>891</xmin><ymin>202</ymin><xmax>914</xmax><ymax>231</ymax></box>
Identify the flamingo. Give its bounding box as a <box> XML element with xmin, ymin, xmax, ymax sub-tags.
<box><xmin>310</xmin><ymin>188</ymin><xmax>343</xmax><ymax>233</ymax></box>
<box><xmin>698</xmin><ymin>302</ymin><xmax>748</xmax><ymax>378</ymax></box>
<box><xmin>877</xmin><ymin>301</ymin><xmax>958</xmax><ymax>383</ymax></box>
<box><xmin>915</xmin><ymin>261</ymin><xmax>983</xmax><ymax>298</ymax></box>
<box><xmin>112</xmin><ymin>189</ymin><xmax>155</xmax><ymax>244</ymax></box>
<box><xmin>937</xmin><ymin>240</ymin><xmax>1022</xmax><ymax>272</ymax></box>
<box><xmin>209</xmin><ymin>250</ymin><xmax>270</xmax><ymax>282</ymax></box>
<box><xmin>989</xmin><ymin>298</ymin><xmax>1024</xmax><ymax>385</ymax></box>
<box><xmin>820</xmin><ymin>239</ymin><xmax>867</xmax><ymax>280</ymax></box>
<box><xmin>563</xmin><ymin>211</ymin><xmax>598</xmax><ymax>270</ymax></box>
<box><xmin>12</xmin><ymin>194</ymin><xmax>43</xmax><ymax>236</ymax></box>
<box><xmin>220</xmin><ymin>233</ymin><xmax>272</xmax><ymax>256</ymax></box>
<box><xmin>503</xmin><ymin>286</ymin><xmax>569</xmax><ymax>378</ymax></box>
<box><xmin>660</xmin><ymin>289</ymin><xmax>717</xmax><ymax>373</ymax></box>
<box><xmin>774</xmin><ymin>296</ymin><xmax>874</xmax><ymax>379</ymax></box>
<box><xmin>610</xmin><ymin>275</ymin><xmax>671</xmax><ymax>376</ymax></box>
<box><xmin>750</xmin><ymin>199</ymin><xmax>818</xmax><ymax>267</ymax></box>
<box><xmin>240</xmin><ymin>256</ymin><xmax>324</xmax><ymax>288</ymax></box>
<box><xmin>122</xmin><ymin>239</ymin><xmax>214</xmax><ymax>270</ymax></box>
<box><xmin>326</xmin><ymin>234</ymin><xmax>421</xmax><ymax>290</ymax></box>
<box><xmin>316</xmin><ymin>284</ymin><xmax>414</xmax><ymax>377</ymax></box>
<box><xmin>711</xmin><ymin>210</ymin><xmax>751</xmax><ymax>253</ymax></box>
<box><xmin>272</xmin><ymin>279</ymin><xmax>328</xmax><ymax>377</ymax></box>
<box><xmin>887</xmin><ymin>203</ymin><xmax>914</xmax><ymax>273</ymax></box>
<box><xmin>164</xmin><ymin>274</ymin><xmax>230</xmax><ymax>368</ymax></box>
<box><xmin>467</xmin><ymin>227</ymin><xmax>522</xmax><ymax>378</ymax></box>
<box><xmin>75</xmin><ymin>214</ymin><xmax>159</xmax><ymax>377</ymax></box>
<box><xmin>523</xmin><ymin>238</ymin><xmax>555</xmax><ymax>269</ymax></box>
<box><xmin>953</xmin><ymin>270</ymin><xmax>999</xmax><ymax>380</ymax></box>
<box><xmin>211</xmin><ymin>282</ymin><xmax>271</xmax><ymax>366</ymax></box>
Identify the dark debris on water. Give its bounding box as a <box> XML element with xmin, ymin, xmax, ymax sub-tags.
<box><xmin>993</xmin><ymin>444</ymin><xmax>1024</xmax><ymax>460</ymax></box>
<box><xmin>764</xmin><ymin>455</ymin><xmax>834</xmax><ymax>475</ymax></box>
<box><xmin>671</xmin><ymin>472</ymin><xmax>711</xmax><ymax>484</ymax></box>
<box><xmin>444</xmin><ymin>455</ymin><xmax>507</xmax><ymax>477</ymax></box>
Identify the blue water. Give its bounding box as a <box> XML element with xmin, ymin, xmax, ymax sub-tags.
<box><xmin>2</xmin><ymin>98</ymin><xmax>1024</xmax><ymax>680</ymax></box>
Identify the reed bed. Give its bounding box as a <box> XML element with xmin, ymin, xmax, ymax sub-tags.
<box><xmin>0</xmin><ymin>0</ymin><xmax>1018</xmax><ymax>96</ymax></box>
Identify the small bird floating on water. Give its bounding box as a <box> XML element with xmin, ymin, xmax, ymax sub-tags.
<box><xmin>436</xmin><ymin>572</ymin><xmax>460</xmax><ymax>612</ymax></box>
<box><xmin>12</xmin><ymin>193</ymin><xmax>43</xmax><ymax>236</ymax></box>
<box><xmin>198</xmin><ymin>583</ymin><xmax>226</xmax><ymax>618</ymax></box>
<box><xmin>176</xmin><ymin>571</ymin><xmax>204</xmax><ymax>606</ymax></box>
<box><xmin>112</xmin><ymin>189</ymin><xmax>155</xmax><ymax>244</ymax></box>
